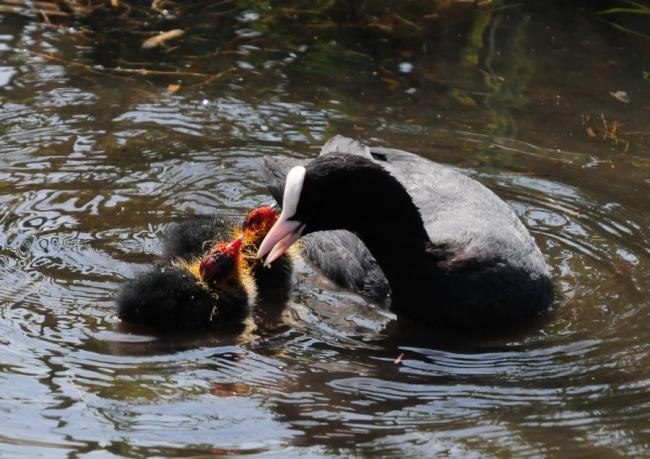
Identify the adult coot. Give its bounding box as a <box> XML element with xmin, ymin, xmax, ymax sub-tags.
<box><xmin>258</xmin><ymin>136</ymin><xmax>554</xmax><ymax>330</ymax></box>
<box><xmin>117</xmin><ymin>206</ymin><xmax>293</xmax><ymax>330</ymax></box>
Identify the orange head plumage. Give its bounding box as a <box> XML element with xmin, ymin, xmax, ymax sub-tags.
<box><xmin>240</xmin><ymin>206</ymin><xmax>278</xmax><ymax>247</ymax></box>
<box><xmin>199</xmin><ymin>237</ymin><xmax>243</xmax><ymax>284</ymax></box>
<box><xmin>197</xmin><ymin>206</ymin><xmax>283</xmax><ymax>287</ymax></box>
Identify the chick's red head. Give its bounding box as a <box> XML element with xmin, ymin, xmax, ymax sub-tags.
<box><xmin>199</xmin><ymin>237</ymin><xmax>242</xmax><ymax>284</ymax></box>
<box><xmin>241</xmin><ymin>206</ymin><xmax>278</xmax><ymax>243</ymax></box>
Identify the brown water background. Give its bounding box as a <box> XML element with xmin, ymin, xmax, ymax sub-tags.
<box><xmin>0</xmin><ymin>2</ymin><xmax>649</xmax><ymax>457</ymax></box>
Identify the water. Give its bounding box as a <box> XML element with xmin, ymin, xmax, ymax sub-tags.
<box><xmin>1</xmin><ymin>2</ymin><xmax>649</xmax><ymax>456</ymax></box>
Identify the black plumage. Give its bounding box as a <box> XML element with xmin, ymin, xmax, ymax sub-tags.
<box><xmin>116</xmin><ymin>263</ymin><xmax>249</xmax><ymax>331</ymax></box>
<box><xmin>261</xmin><ymin>155</ymin><xmax>390</xmax><ymax>306</ymax></box>
<box><xmin>161</xmin><ymin>215</ymin><xmax>233</xmax><ymax>262</ymax></box>
<box><xmin>260</xmin><ymin>136</ymin><xmax>554</xmax><ymax>330</ymax></box>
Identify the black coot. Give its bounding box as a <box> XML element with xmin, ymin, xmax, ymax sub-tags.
<box><xmin>258</xmin><ymin>136</ymin><xmax>554</xmax><ymax>330</ymax></box>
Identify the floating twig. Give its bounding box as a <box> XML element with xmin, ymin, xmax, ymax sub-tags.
<box><xmin>29</xmin><ymin>51</ymin><xmax>227</xmax><ymax>83</ymax></box>
<box><xmin>142</xmin><ymin>29</ymin><xmax>185</xmax><ymax>50</ymax></box>
<box><xmin>188</xmin><ymin>68</ymin><xmax>232</xmax><ymax>87</ymax></box>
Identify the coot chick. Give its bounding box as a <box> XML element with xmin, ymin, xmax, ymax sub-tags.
<box><xmin>161</xmin><ymin>206</ymin><xmax>293</xmax><ymax>289</ymax></box>
<box><xmin>117</xmin><ymin>206</ymin><xmax>293</xmax><ymax>330</ymax></box>
<box><xmin>159</xmin><ymin>206</ymin><xmax>276</xmax><ymax>262</ymax></box>
<box><xmin>117</xmin><ymin>238</ymin><xmax>254</xmax><ymax>330</ymax></box>
<box><xmin>196</xmin><ymin>206</ymin><xmax>294</xmax><ymax>296</ymax></box>
<box><xmin>258</xmin><ymin>136</ymin><xmax>554</xmax><ymax>330</ymax></box>
<box><xmin>160</xmin><ymin>214</ymin><xmax>232</xmax><ymax>262</ymax></box>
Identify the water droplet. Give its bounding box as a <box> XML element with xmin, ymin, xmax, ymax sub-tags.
<box><xmin>398</xmin><ymin>62</ymin><xmax>413</xmax><ymax>74</ymax></box>
<box><xmin>239</xmin><ymin>10</ymin><xmax>260</xmax><ymax>22</ymax></box>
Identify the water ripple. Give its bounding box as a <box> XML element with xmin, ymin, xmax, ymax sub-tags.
<box><xmin>0</xmin><ymin>9</ymin><xmax>649</xmax><ymax>457</ymax></box>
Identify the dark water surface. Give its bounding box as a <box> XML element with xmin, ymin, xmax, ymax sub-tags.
<box><xmin>1</xmin><ymin>2</ymin><xmax>649</xmax><ymax>457</ymax></box>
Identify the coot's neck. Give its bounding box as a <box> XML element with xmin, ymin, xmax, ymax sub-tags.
<box><xmin>305</xmin><ymin>153</ymin><xmax>450</xmax><ymax>308</ymax></box>
<box><xmin>358</xmin><ymin>221</ymin><xmax>444</xmax><ymax>309</ymax></box>
<box><xmin>349</xmin><ymin>187</ymin><xmax>446</xmax><ymax>309</ymax></box>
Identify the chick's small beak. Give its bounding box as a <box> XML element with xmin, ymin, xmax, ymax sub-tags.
<box><xmin>256</xmin><ymin>217</ymin><xmax>304</xmax><ymax>267</ymax></box>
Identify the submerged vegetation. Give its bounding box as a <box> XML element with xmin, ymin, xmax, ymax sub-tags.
<box><xmin>597</xmin><ymin>0</ymin><xmax>650</xmax><ymax>40</ymax></box>
<box><xmin>2</xmin><ymin>0</ymin><xmax>649</xmax><ymax>154</ymax></box>
<box><xmin>4</xmin><ymin>1</ymin><xmax>649</xmax><ymax>76</ymax></box>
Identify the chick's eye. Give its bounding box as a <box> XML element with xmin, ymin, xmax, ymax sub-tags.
<box><xmin>213</xmin><ymin>255</ymin><xmax>234</xmax><ymax>275</ymax></box>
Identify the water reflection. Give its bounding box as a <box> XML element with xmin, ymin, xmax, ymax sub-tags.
<box><xmin>0</xmin><ymin>2</ymin><xmax>649</xmax><ymax>457</ymax></box>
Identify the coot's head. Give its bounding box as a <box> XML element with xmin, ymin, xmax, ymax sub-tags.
<box><xmin>241</xmin><ymin>205</ymin><xmax>278</xmax><ymax>245</ymax></box>
<box><xmin>199</xmin><ymin>237</ymin><xmax>243</xmax><ymax>284</ymax></box>
<box><xmin>257</xmin><ymin>153</ymin><xmax>420</xmax><ymax>266</ymax></box>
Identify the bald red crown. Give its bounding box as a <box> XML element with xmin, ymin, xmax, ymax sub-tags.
<box><xmin>199</xmin><ymin>238</ymin><xmax>242</xmax><ymax>283</ymax></box>
<box><xmin>242</xmin><ymin>206</ymin><xmax>278</xmax><ymax>238</ymax></box>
